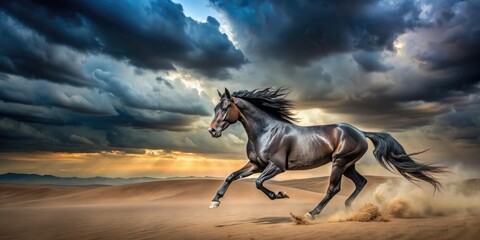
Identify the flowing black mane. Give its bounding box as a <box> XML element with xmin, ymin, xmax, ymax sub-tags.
<box><xmin>232</xmin><ymin>87</ymin><xmax>297</xmax><ymax>123</ymax></box>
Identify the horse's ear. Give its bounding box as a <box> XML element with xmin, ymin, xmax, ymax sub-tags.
<box><xmin>217</xmin><ymin>89</ymin><xmax>222</xmax><ymax>98</ymax></box>
<box><xmin>224</xmin><ymin>88</ymin><xmax>231</xmax><ymax>99</ymax></box>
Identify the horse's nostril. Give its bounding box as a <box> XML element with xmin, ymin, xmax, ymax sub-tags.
<box><xmin>208</xmin><ymin>128</ymin><xmax>216</xmax><ymax>134</ymax></box>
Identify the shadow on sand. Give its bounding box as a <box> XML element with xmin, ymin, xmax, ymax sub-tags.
<box><xmin>251</xmin><ymin>217</ymin><xmax>292</xmax><ymax>224</ymax></box>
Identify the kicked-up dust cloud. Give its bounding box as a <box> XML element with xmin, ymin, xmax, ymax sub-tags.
<box><xmin>328</xmin><ymin>178</ymin><xmax>480</xmax><ymax>222</ymax></box>
<box><xmin>373</xmin><ymin>179</ymin><xmax>480</xmax><ymax>218</ymax></box>
<box><xmin>345</xmin><ymin>203</ymin><xmax>389</xmax><ymax>222</ymax></box>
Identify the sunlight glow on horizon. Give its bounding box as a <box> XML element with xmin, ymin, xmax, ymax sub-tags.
<box><xmin>0</xmin><ymin>147</ymin><xmax>407</xmax><ymax>180</ymax></box>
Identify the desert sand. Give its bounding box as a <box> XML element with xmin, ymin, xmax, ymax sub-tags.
<box><xmin>1</xmin><ymin>176</ymin><xmax>479</xmax><ymax>240</ymax></box>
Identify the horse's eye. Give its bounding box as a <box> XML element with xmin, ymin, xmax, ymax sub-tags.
<box><xmin>222</xmin><ymin>102</ymin><xmax>230</xmax><ymax>110</ymax></box>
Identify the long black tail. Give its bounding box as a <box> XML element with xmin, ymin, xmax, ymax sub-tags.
<box><xmin>364</xmin><ymin>132</ymin><xmax>448</xmax><ymax>192</ymax></box>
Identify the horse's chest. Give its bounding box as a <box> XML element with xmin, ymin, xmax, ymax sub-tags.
<box><xmin>254</xmin><ymin>145</ymin><xmax>274</xmax><ymax>163</ymax></box>
<box><xmin>246</xmin><ymin>140</ymin><xmax>269</xmax><ymax>167</ymax></box>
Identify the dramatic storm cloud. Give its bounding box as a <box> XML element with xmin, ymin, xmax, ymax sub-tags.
<box><xmin>352</xmin><ymin>51</ymin><xmax>393</xmax><ymax>73</ymax></box>
<box><xmin>0</xmin><ymin>0</ymin><xmax>246</xmax><ymax>78</ymax></box>
<box><xmin>0</xmin><ymin>0</ymin><xmax>479</xmax><ymax>177</ymax></box>
<box><xmin>0</xmin><ymin>0</ymin><xmax>236</xmax><ymax>154</ymax></box>
<box><xmin>211</xmin><ymin>0</ymin><xmax>421</xmax><ymax>65</ymax></box>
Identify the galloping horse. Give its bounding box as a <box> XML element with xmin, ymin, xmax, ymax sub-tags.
<box><xmin>207</xmin><ymin>87</ymin><xmax>446</xmax><ymax>219</ymax></box>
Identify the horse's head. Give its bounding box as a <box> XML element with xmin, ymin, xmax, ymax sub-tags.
<box><xmin>208</xmin><ymin>88</ymin><xmax>241</xmax><ymax>138</ymax></box>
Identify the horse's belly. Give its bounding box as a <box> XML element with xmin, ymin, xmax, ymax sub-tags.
<box><xmin>287</xmin><ymin>155</ymin><xmax>331</xmax><ymax>170</ymax></box>
<box><xmin>286</xmin><ymin>135</ymin><xmax>334</xmax><ymax>170</ymax></box>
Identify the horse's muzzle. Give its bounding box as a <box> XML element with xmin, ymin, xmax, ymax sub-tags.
<box><xmin>208</xmin><ymin>128</ymin><xmax>222</xmax><ymax>138</ymax></box>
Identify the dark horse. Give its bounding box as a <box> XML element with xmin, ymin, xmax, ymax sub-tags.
<box><xmin>208</xmin><ymin>87</ymin><xmax>446</xmax><ymax>219</ymax></box>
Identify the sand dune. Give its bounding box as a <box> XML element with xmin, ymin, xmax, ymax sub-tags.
<box><xmin>1</xmin><ymin>176</ymin><xmax>479</xmax><ymax>240</ymax></box>
<box><xmin>0</xmin><ymin>175</ymin><xmax>397</xmax><ymax>206</ymax></box>
<box><xmin>0</xmin><ymin>184</ymin><xmax>93</xmax><ymax>206</ymax></box>
<box><xmin>0</xmin><ymin>178</ymin><xmax>325</xmax><ymax>207</ymax></box>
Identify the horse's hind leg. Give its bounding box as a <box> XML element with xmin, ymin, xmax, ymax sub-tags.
<box><xmin>343</xmin><ymin>164</ymin><xmax>367</xmax><ymax>208</ymax></box>
<box><xmin>305</xmin><ymin>162</ymin><xmax>344</xmax><ymax>219</ymax></box>
<box><xmin>305</xmin><ymin>125</ymin><xmax>369</xmax><ymax>219</ymax></box>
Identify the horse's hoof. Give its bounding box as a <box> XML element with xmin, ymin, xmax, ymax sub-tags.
<box><xmin>209</xmin><ymin>201</ymin><xmax>220</xmax><ymax>208</ymax></box>
<box><xmin>304</xmin><ymin>212</ymin><xmax>315</xmax><ymax>220</ymax></box>
<box><xmin>281</xmin><ymin>191</ymin><xmax>290</xmax><ymax>198</ymax></box>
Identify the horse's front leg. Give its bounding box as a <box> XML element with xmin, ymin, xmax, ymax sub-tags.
<box><xmin>209</xmin><ymin>162</ymin><xmax>258</xmax><ymax>208</ymax></box>
<box><xmin>255</xmin><ymin>161</ymin><xmax>289</xmax><ymax>200</ymax></box>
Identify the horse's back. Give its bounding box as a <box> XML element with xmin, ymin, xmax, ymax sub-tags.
<box><xmin>301</xmin><ymin>123</ymin><xmax>365</xmax><ymax>143</ymax></box>
<box><xmin>335</xmin><ymin>123</ymin><xmax>367</xmax><ymax>142</ymax></box>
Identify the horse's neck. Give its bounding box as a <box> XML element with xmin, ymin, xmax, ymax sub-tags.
<box><xmin>236</xmin><ymin>99</ymin><xmax>277</xmax><ymax>141</ymax></box>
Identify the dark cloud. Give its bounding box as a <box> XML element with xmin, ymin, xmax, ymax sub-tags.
<box><xmin>103</xmin><ymin>108</ymin><xmax>199</xmax><ymax>131</ymax></box>
<box><xmin>156</xmin><ymin>77</ymin><xmax>174</xmax><ymax>89</ymax></box>
<box><xmin>0</xmin><ymin>118</ymin><xmax>122</xmax><ymax>153</ymax></box>
<box><xmin>0</xmin><ymin>115</ymin><xmax>245</xmax><ymax>155</ymax></box>
<box><xmin>0</xmin><ymin>101</ymin><xmax>77</xmax><ymax>126</ymax></box>
<box><xmin>425</xmin><ymin>98</ymin><xmax>480</xmax><ymax>147</ymax></box>
<box><xmin>0</xmin><ymin>112</ymin><xmax>191</xmax><ymax>153</ymax></box>
<box><xmin>91</xmin><ymin>68</ymin><xmax>210</xmax><ymax>116</ymax></box>
<box><xmin>0</xmin><ymin>13</ymin><xmax>92</xmax><ymax>86</ymax></box>
<box><xmin>353</xmin><ymin>51</ymin><xmax>393</xmax><ymax>72</ymax></box>
<box><xmin>290</xmin><ymin>66</ymin><xmax>334</xmax><ymax>101</ymax></box>
<box><xmin>307</xmin><ymin>97</ymin><xmax>452</xmax><ymax>130</ymax></box>
<box><xmin>0</xmin><ymin>66</ymin><xmax>214</xmax><ymax>153</ymax></box>
<box><xmin>0</xmin><ymin>118</ymin><xmax>61</xmax><ymax>152</ymax></box>
<box><xmin>211</xmin><ymin>0</ymin><xmax>421</xmax><ymax>65</ymax></box>
<box><xmin>0</xmin><ymin>0</ymin><xmax>246</xmax><ymax>79</ymax></box>
<box><xmin>0</xmin><ymin>72</ymin><xmax>211</xmax><ymax>128</ymax></box>
<box><xmin>0</xmin><ymin>76</ymin><xmax>117</xmax><ymax>116</ymax></box>
<box><xmin>355</xmin><ymin>1</ymin><xmax>480</xmax><ymax>109</ymax></box>
<box><xmin>287</xmin><ymin>1</ymin><xmax>480</xmax><ymax>136</ymax></box>
<box><xmin>181</xmin><ymin>17</ymin><xmax>248</xmax><ymax>78</ymax></box>
<box><xmin>413</xmin><ymin>1</ymin><xmax>480</xmax><ymax>86</ymax></box>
